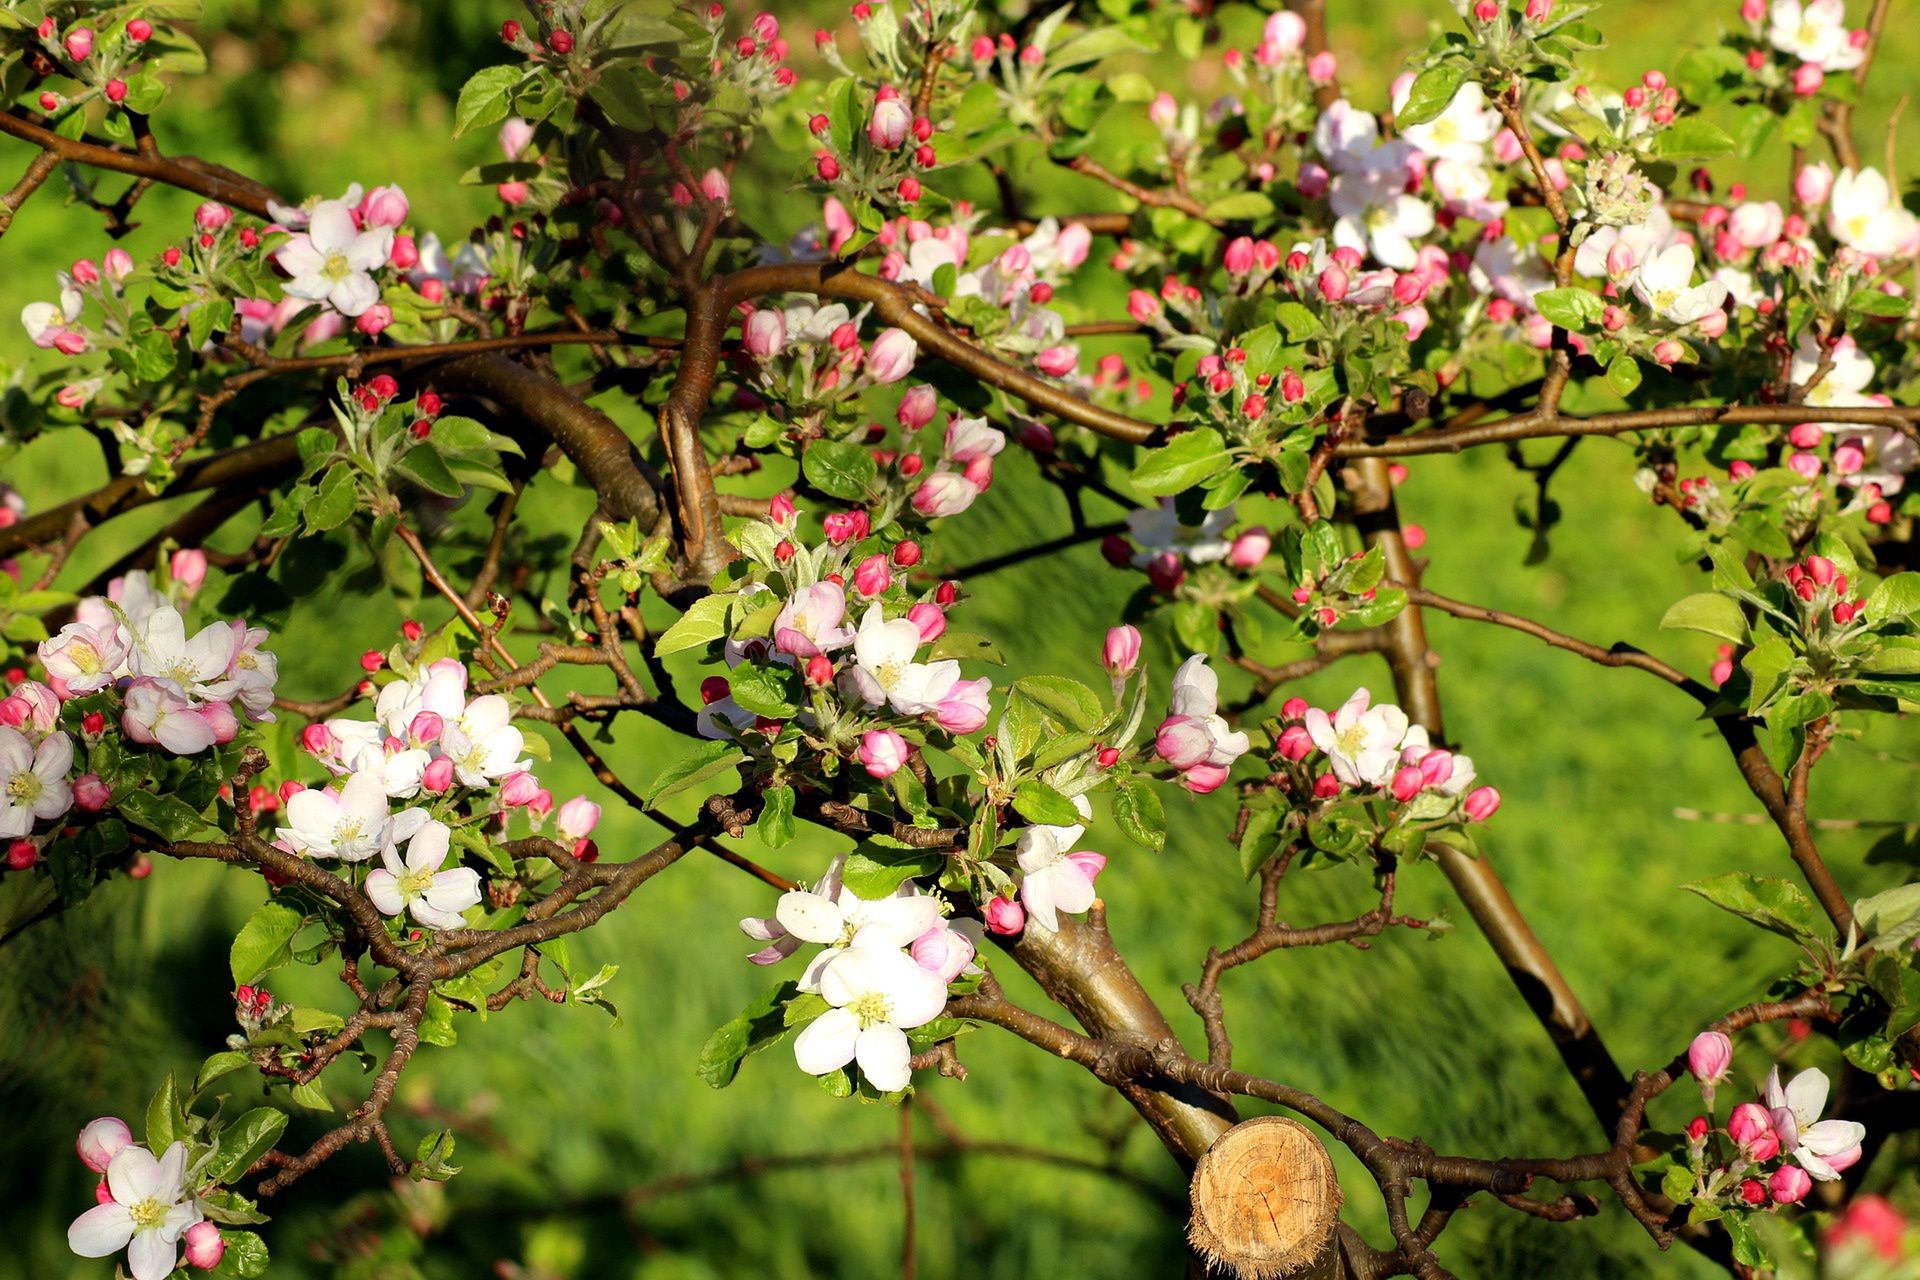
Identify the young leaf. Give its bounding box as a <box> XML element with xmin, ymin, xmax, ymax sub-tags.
<box><xmin>1660</xmin><ymin>593</ymin><xmax>1749</xmax><ymax>645</ymax></box>
<box><xmin>230</xmin><ymin>900</ymin><xmax>305</xmax><ymax>985</ymax></box>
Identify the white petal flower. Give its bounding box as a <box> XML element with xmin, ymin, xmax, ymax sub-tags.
<box><xmin>69</xmin><ymin>1141</ymin><xmax>202</xmax><ymax>1280</ymax></box>
<box><xmin>365</xmin><ymin>817</ymin><xmax>480</xmax><ymax>930</ymax></box>
<box><xmin>0</xmin><ymin>727</ymin><xmax>73</xmax><ymax>837</ymax></box>
<box><xmin>275</xmin><ymin>198</ymin><xmax>394</xmax><ymax>318</ymax></box>
<box><xmin>282</xmin><ymin>767</ymin><xmax>391</xmax><ymax>861</ymax></box>
<box><xmin>793</xmin><ymin>945</ymin><xmax>948</xmax><ymax>1091</ymax></box>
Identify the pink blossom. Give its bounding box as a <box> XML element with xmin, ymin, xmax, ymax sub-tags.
<box><xmin>1769</xmin><ymin>1164</ymin><xmax>1812</xmax><ymax>1204</ymax></box>
<box><xmin>858</xmin><ymin>728</ymin><xmax>909</xmax><ymax>777</ymax></box>
<box><xmin>184</xmin><ymin>1221</ymin><xmax>225</xmax><ymax>1270</ymax></box>
<box><xmin>1103</xmin><ymin>625</ymin><xmax>1141</xmax><ymax>678</ymax></box>
<box><xmin>1795</xmin><ymin>162</ymin><xmax>1834</xmax><ymax>208</ymax></box>
<box><xmin>1034</xmin><ymin>345</ymin><xmax>1078</xmax><ymax>377</ymax></box>
<box><xmin>853</xmin><ymin>554</ymin><xmax>892</xmax><ymax>597</ymax></box>
<box><xmin>1688</xmin><ymin>1031</ymin><xmax>1732</xmax><ymax>1085</ymax></box>
<box><xmin>896</xmin><ymin>384</ymin><xmax>937</xmax><ymax>429</ymax></box>
<box><xmin>866</xmin><ymin>328</ymin><xmax>917</xmax><ymax>383</ymax></box>
<box><xmin>868</xmin><ymin>97</ymin><xmax>912</xmax><ymax>150</ymax></box>
<box><xmin>499</xmin><ymin>117</ymin><xmax>536</xmax><ymax>159</ymax></box>
<box><xmin>75</xmin><ymin>1117</ymin><xmax>133</xmax><ymax>1173</ymax></box>
<box><xmin>933</xmin><ymin>677</ymin><xmax>991</xmax><ymax>733</ymax></box>
<box><xmin>501</xmin><ymin>770</ymin><xmax>541</xmax><ymax>806</ymax></box>
<box><xmin>701</xmin><ymin>168</ymin><xmax>731</xmax><ymax>204</ymax></box>
<box><xmin>1462</xmin><ymin>785</ymin><xmax>1501</xmax><ymax>821</ymax></box>
<box><xmin>64</xmin><ymin>26</ymin><xmax>93</xmax><ymax>59</ymax></box>
<box><xmin>360</xmin><ymin>185</ymin><xmax>410</xmax><ymax>229</ymax></box>
<box><xmin>1729</xmin><ymin>1102</ymin><xmax>1781</xmax><ymax>1161</ymax></box>
<box><xmin>556</xmin><ymin>796</ymin><xmax>601</xmax><ymax>845</ymax></box>
<box><xmin>984</xmin><ymin>895</ymin><xmax>1026</xmax><ymax>934</ymax></box>
<box><xmin>1228</xmin><ymin>528</ymin><xmax>1271</xmax><ymax>568</ymax></box>
<box><xmin>912</xmin><ymin>471</ymin><xmax>982</xmax><ymax>518</ymax></box>
<box><xmin>907</xmin><ymin>602</ymin><xmax>946</xmax><ymax>643</ymax></box>
<box><xmin>910</xmin><ymin>923</ymin><xmax>975</xmax><ymax>982</ymax></box>
<box><xmin>743</xmin><ymin>307</ymin><xmax>785</xmax><ymax>359</ymax></box>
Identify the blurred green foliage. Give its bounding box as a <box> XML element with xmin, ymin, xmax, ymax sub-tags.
<box><xmin>3</xmin><ymin>1</ymin><xmax>1918</xmax><ymax>1277</ymax></box>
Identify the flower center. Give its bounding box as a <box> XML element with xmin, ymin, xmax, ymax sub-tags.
<box><xmin>873</xmin><ymin>660</ymin><xmax>904</xmax><ymax>690</ymax></box>
<box><xmin>845</xmin><ymin>992</ymin><xmax>892</xmax><ymax>1028</ymax></box>
<box><xmin>128</xmin><ymin>1196</ymin><xmax>169</xmax><ymax>1232</ymax></box>
<box><xmin>1651</xmin><ymin>287</ymin><xmax>1680</xmax><ymax>312</ymax></box>
<box><xmin>396</xmin><ymin>867</ymin><xmax>434</xmax><ymax>900</ymax></box>
<box><xmin>336</xmin><ymin>818</ymin><xmax>364</xmax><ymax>845</ymax></box>
<box><xmin>1333</xmin><ymin>723</ymin><xmax>1368</xmax><ymax>758</ymax></box>
<box><xmin>6</xmin><ymin>772</ymin><xmax>41</xmax><ymax>805</ymax></box>
<box><xmin>71</xmin><ymin>642</ymin><xmax>102</xmax><ymax>674</ymax></box>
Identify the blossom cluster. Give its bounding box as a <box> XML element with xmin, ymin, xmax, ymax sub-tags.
<box><xmin>1680</xmin><ymin>1031</ymin><xmax>1866</xmax><ymax>1210</ymax></box>
<box><xmin>66</xmin><ymin>1118</ymin><xmax>224</xmax><ymax>1280</ymax></box>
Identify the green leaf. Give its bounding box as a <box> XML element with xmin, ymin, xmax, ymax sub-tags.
<box><xmin>1112</xmin><ymin>778</ymin><xmax>1166</xmax><ymax>853</ymax></box>
<box><xmin>802</xmin><ymin>439</ymin><xmax>878</xmax><ymax>502</ymax></box>
<box><xmin>395</xmin><ymin>444</ymin><xmax>464</xmax><ymax>497</ymax></box>
<box><xmin>453</xmin><ymin>65</ymin><xmax>523</xmax><ymax>136</ymax></box>
<box><xmin>205</xmin><ymin>1108</ymin><xmax>288</xmax><ymax>1183</ymax></box>
<box><xmin>305</xmin><ymin>466</ymin><xmax>357</xmax><ymax>532</ymax></box>
<box><xmin>728</xmin><ymin>660</ymin><xmax>802</xmax><ymax>718</ymax></box>
<box><xmin>840</xmin><ymin>849</ymin><xmax>941</xmax><ymax>898</ymax></box>
<box><xmin>230</xmin><ymin>900</ymin><xmax>304</xmax><ymax>985</ymax></box>
<box><xmin>195</xmin><ymin>1050</ymin><xmax>251</xmax><ymax>1094</ymax></box>
<box><xmin>1683</xmin><ymin>873</ymin><xmax>1823</xmax><ymax>943</ymax></box>
<box><xmin>1855</xmin><ymin>883</ymin><xmax>1920</xmax><ymax>949</ymax></box>
<box><xmin>758</xmin><ymin>785</ymin><xmax>796</xmax><ymax>848</ymax></box>
<box><xmin>1655</xmin><ymin>117</ymin><xmax>1736</xmax><ymax>161</ymax></box>
<box><xmin>1012</xmin><ymin>779</ymin><xmax>1082</xmax><ymax>826</ymax></box>
<box><xmin>1605</xmin><ymin>353</ymin><xmax>1642</xmax><ymax>396</ymax></box>
<box><xmin>1132</xmin><ymin>428</ymin><xmax>1229</xmax><ymax>496</ymax></box>
<box><xmin>1398</xmin><ymin>62</ymin><xmax>1469</xmax><ymax>126</ymax></box>
<box><xmin>1533</xmin><ymin>287</ymin><xmax>1603</xmax><ymax>332</ymax></box>
<box><xmin>699</xmin><ymin>981</ymin><xmax>798</xmax><ymax>1087</ymax></box>
<box><xmin>1866</xmin><ymin>572</ymin><xmax>1920</xmax><ymax>625</ymax></box>
<box><xmin>654</xmin><ymin>593</ymin><xmax>735</xmax><ymax>657</ymax></box>
<box><xmin>1273</xmin><ymin>302</ymin><xmax>1324</xmax><ymax>342</ymax></box>
<box><xmin>1202</xmin><ymin>192</ymin><xmax>1275</xmax><ymax>221</ymax></box>
<box><xmin>410</xmin><ymin>1130</ymin><xmax>463</xmax><ymax>1182</ymax></box>
<box><xmin>1660</xmin><ymin>593</ymin><xmax>1748</xmax><ymax>645</ymax></box>
<box><xmin>928</xmin><ymin>629</ymin><xmax>1005</xmax><ymax>665</ymax></box>
<box><xmin>1011</xmin><ymin>675</ymin><xmax>1102</xmax><ymax>731</ymax></box>
<box><xmin>641</xmin><ymin>739</ymin><xmax>744</xmax><ymax>806</ymax></box>
<box><xmin>1238</xmin><ymin>806</ymin><xmax>1284</xmax><ymax>878</ymax></box>
<box><xmin>146</xmin><ymin>1074</ymin><xmax>180</xmax><ymax>1151</ymax></box>
<box><xmin>1742</xmin><ymin>638</ymin><xmax>1793</xmax><ymax>711</ymax></box>
<box><xmin>115</xmin><ymin>788</ymin><xmax>210</xmax><ymax>841</ymax></box>
<box><xmin>218</xmin><ymin>1230</ymin><xmax>271</xmax><ymax>1278</ymax></box>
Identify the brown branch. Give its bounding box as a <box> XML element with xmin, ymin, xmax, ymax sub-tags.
<box><xmin>1346</xmin><ymin>457</ymin><xmax>1634</xmax><ymax>1135</ymax></box>
<box><xmin>0</xmin><ymin>109</ymin><xmax>276</xmax><ymax>216</ymax></box>
<box><xmin>1339</xmin><ymin>401</ymin><xmax>1920</xmax><ymax>458</ymax></box>
<box><xmin>0</xmin><ymin>147</ymin><xmax>60</xmax><ymax>236</ymax></box>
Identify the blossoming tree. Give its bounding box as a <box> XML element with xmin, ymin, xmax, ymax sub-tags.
<box><xmin>4</xmin><ymin>0</ymin><xmax>1920</xmax><ymax>1275</ymax></box>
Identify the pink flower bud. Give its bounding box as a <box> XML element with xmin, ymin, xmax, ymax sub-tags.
<box><xmin>1525</xmin><ymin>0</ymin><xmax>1552</xmax><ymax>18</ymax></box>
<box><xmin>75</xmin><ymin>1117</ymin><xmax>133</xmax><ymax>1172</ymax></box>
<box><xmin>384</xmin><ymin>233</ymin><xmax>419</xmax><ymax>269</ymax></box>
<box><xmin>822</xmin><ymin>509</ymin><xmax>870</xmax><ymax>544</ymax></box>
<box><xmin>1791</xmin><ymin>63</ymin><xmax>1824</xmax><ymax>96</ymax></box>
<box><xmin>1687</xmin><ymin>1030</ymin><xmax>1732</xmax><ymax>1085</ymax></box>
<box><xmin>1806</xmin><ymin>554</ymin><xmax>1836</xmax><ymax>585</ymax></box>
<box><xmin>1794</xmin><ymin>162</ymin><xmax>1834</xmax><ymax>208</ymax></box>
<box><xmin>1276</xmin><ymin>724</ymin><xmax>1313</xmax><ymax>762</ymax></box>
<box><xmin>556</xmin><ymin>796</ymin><xmax>602</xmax><ymax>845</ymax></box>
<box><xmin>910</xmin><ymin>924</ymin><xmax>975</xmax><ymax>983</ymax></box>
<box><xmin>64</xmin><ymin>26</ymin><xmax>94</xmax><ymax>59</ymax></box>
<box><xmin>896</xmin><ymin>384</ymin><xmax>937</xmax><ymax>430</ymax></box>
<box><xmin>300</xmin><ymin>723</ymin><xmax>336</xmax><ymax>757</ymax></box>
<box><xmin>985</xmin><ymin>895</ymin><xmax>1026</xmax><ymax>934</ymax></box>
<box><xmin>854</xmin><ymin>553</ymin><xmax>892</xmax><ymax>597</ymax></box>
<box><xmin>868</xmin><ymin>97</ymin><xmax>912</xmax><ymax>150</ymax></box>
<box><xmin>1769</xmin><ymin>1164</ymin><xmax>1811</xmax><ymax>1204</ymax></box>
<box><xmin>1126</xmin><ymin>289</ymin><xmax>1162</xmax><ymax>323</ymax></box>
<box><xmin>70</xmin><ymin>258</ymin><xmax>100</xmax><ymax>287</ymax></box>
<box><xmin>127</xmin><ymin>18</ymin><xmax>154</xmax><ymax>40</ymax></box>
<box><xmin>1228</xmin><ymin>528</ymin><xmax>1271</xmax><ymax>569</ymax></box>
<box><xmin>1652</xmin><ymin>339</ymin><xmax>1685</xmax><ymax>366</ymax></box>
<box><xmin>1728</xmin><ymin>1102</ymin><xmax>1780</xmax><ymax>1160</ymax></box>
<box><xmin>1103</xmin><ymin>625</ymin><xmax>1142</xmax><ymax>678</ymax></box>
<box><xmin>1834</xmin><ymin>440</ymin><xmax>1865</xmax><ymax>474</ymax></box>
<box><xmin>1788</xmin><ymin>450</ymin><xmax>1823</xmax><ymax>478</ymax></box>
<box><xmin>496</xmin><ymin>181</ymin><xmax>530</xmax><ymax>206</ymax></box>
<box><xmin>1181</xmin><ymin>762</ymin><xmax>1231</xmax><ymax>794</ymax></box>
<box><xmin>1318</xmin><ymin>265</ymin><xmax>1349</xmax><ymax>302</ymax></box>
<box><xmin>1306</xmin><ymin>50</ymin><xmax>1337</xmax><ymax>85</ymax></box>
<box><xmin>498</xmin><ymin>771</ymin><xmax>538</xmax><ymax>806</ymax></box>
<box><xmin>1472</xmin><ymin>0</ymin><xmax>1499</xmax><ymax>20</ymax></box>
<box><xmin>1035</xmin><ymin>345</ymin><xmax>1078</xmax><ymax>377</ymax></box>
<box><xmin>907</xmin><ymin>601</ymin><xmax>946</xmax><ymax>643</ymax></box>
<box><xmin>169</xmin><ymin>547</ymin><xmax>208</xmax><ymax>596</ymax></box>
<box><xmin>743</xmin><ymin>307</ymin><xmax>786</xmax><ymax>360</ymax></box>
<box><xmin>1147</xmin><ymin>552</ymin><xmax>1185</xmax><ymax>593</ymax></box>
<box><xmin>701</xmin><ymin>168</ymin><xmax>731</xmax><ymax>203</ymax></box>
<box><xmin>184</xmin><ymin>1222</ymin><xmax>225</xmax><ymax>1270</ymax></box>
<box><xmin>866</xmin><ymin>328</ymin><xmax>917</xmax><ymax>383</ymax></box>
<box><xmin>72</xmin><ymin>773</ymin><xmax>111</xmax><ymax>812</ymax></box>
<box><xmin>1223</xmin><ymin>236</ymin><xmax>1257</xmax><ymax>276</ymax></box>
<box><xmin>1390</xmin><ymin>767</ymin><xmax>1425</xmax><ymax>802</ymax></box>
<box><xmin>355</xmin><ymin>303</ymin><xmax>393</xmax><ymax>337</ymax></box>
<box><xmin>859</xmin><ymin>729</ymin><xmax>909</xmax><ymax>778</ymax></box>
<box><xmin>1462</xmin><ymin>785</ymin><xmax>1501</xmax><ymax>821</ymax></box>
<box><xmin>359</xmin><ymin>185</ymin><xmax>409</xmax><ymax>229</ymax></box>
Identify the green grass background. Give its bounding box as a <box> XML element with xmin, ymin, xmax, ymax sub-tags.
<box><xmin>2</xmin><ymin>1</ymin><xmax>1917</xmax><ymax>1277</ymax></box>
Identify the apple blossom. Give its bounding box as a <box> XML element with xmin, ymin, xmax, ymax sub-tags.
<box><xmin>774</xmin><ymin>581</ymin><xmax>856</xmax><ymax>658</ymax></box>
<box><xmin>793</xmin><ymin>945</ymin><xmax>948</xmax><ymax>1092</ymax></box>
<box><xmin>912</xmin><ymin>470</ymin><xmax>984</xmax><ymax>518</ymax></box>
<box><xmin>1305</xmin><ymin>689</ymin><xmax>1411</xmax><ymax>789</ymax></box>
<box><xmin>283</xmin><ymin>768</ymin><xmax>392</xmax><ymax>861</ymax></box>
<box><xmin>365</xmin><ymin>816</ymin><xmax>482</xmax><ymax>930</ymax></box>
<box><xmin>1631</xmin><ymin>245</ymin><xmax>1728</xmax><ymax>325</ymax></box>
<box><xmin>932</xmin><ymin>677</ymin><xmax>991</xmax><ymax>733</ymax></box>
<box><xmin>275</xmin><ymin>198</ymin><xmax>396</xmax><ymax>318</ymax></box>
<box><xmin>67</xmin><ymin>1141</ymin><xmax>203</xmax><ymax>1280</ymax></box>
<box><xmin>909</xmin><ymin>921</ymin><xmax>976</xmax><ymax>983</ymax></box>
<box><xmin>1728</xmin><ymin>1101</ymin><xmax>1782</xmax><ymax>1161</ymax></box>
<box><xmin>1103</xmin><ymin>625</ymin><xmax>1142</xmax><ymax>678</ymax></box>
<box><xmin>1767</xmin><ymin>0</ymin><xmax>1865</xmax><ymax>72</ymax></box>
<box><xmin>39</xmin><ymin>621</ymin><xmax>132</xmax><ymax>694</ymax></box>
<box><xmin>1828</xmin><ymin>168</ymin><xmax>1919</xmax><ymax>258</ymax></box>
<box><xmin>774</xmin><ymin>871</ymin><xmax>943</xmax><ymax>990</ymax></box>
<box><xmin>848</xmin><ymin>604</ymin><xmax>960</xmax><ymax>714</ymax></box>
<box><xmin>1764</xmin><ymin>1066</ymin><xmax>1867</xmax><ymax>1180</ymax></box>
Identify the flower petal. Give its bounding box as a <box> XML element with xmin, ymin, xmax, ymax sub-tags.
<box><xmin>792</xmin><ymin>1007</ymin><xmax>859</xmax><ymax>1076</ymax></box>
<box><xmin>67</xmin><ymin>1204</ymin><xmax>135</xmax><ymax>1257</ymax></box>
